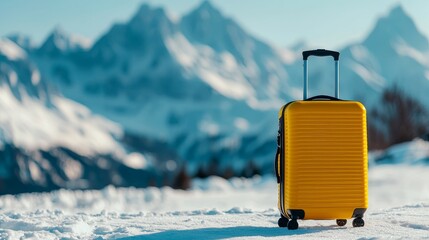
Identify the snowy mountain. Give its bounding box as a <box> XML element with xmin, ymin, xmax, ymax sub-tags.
<box><xmin>27</xmin><ymin>2</ymin><xmax>296</xmax><ymax>175</ymax></box>
<box><xmin>1</xmin><ymin>2</ymin><xmax>429</xmax><ymax>194</ymax></box>
<box><xmin>38</xmin><ymin>28</ymin><xmax>91</xmax><ymax>57</ymax></box>
<box><xmin>0</xmin><ymin>39</ymin><xmax>51</xmax><ymax>102</ymax></box>
<box><xmin>0</xmin><ymin>39</ymin><xmax>163</xmax><ymax>194</ymax></box>
<box><xmin>6</xmin><ymin>33</ymin><xmax>35</xmax><ymax>50</ymax></box>
<box><xmin>299</xmin><ymin>5</ymin><xmax>429</xmax><ymax>108</ymax></box>
<box><xmin>179</xmin><ymin>1</ymin><xmax>296</xmax><ymax>102</ymax></box>
<box><xmin>361</xmin><ymin>5</ymin><xmax>429</xmax><ymax>105</ymax></box>
<box><xmin>2</xmin><ymin>3</ymin><xmax>429</xmax><ymax>238</ymax></box>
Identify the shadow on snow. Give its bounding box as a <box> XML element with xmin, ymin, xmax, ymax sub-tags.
<box><xmin>120</xmin><ymin>225</ymin><xmax>330</xmax><ymax>240</ymax></box>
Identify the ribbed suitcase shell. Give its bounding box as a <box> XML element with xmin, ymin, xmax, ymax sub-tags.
<box><xmin>277</xmin><ymin>100</ymin><xmax>368</xmax><ymax>220</ymax></box>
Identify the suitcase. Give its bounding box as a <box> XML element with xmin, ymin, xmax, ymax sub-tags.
<box><xmin>275</xmin><ymin>49</ymin><xmax>368</xmax><ymax>230</ymax></box>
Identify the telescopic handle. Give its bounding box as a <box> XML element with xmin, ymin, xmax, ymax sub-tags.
<box><xmin>302</xmin><ymin>49</ymin><xmax>340</xmax><ymax>61</ymax></box>
<box><xmin>302</xmin><ymin>49</ymin><xmax>340</xmax><ymax>100</ymax></box>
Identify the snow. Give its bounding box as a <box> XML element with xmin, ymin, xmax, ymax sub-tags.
<box><xmin>0</xmin><ymin>39</ymin><xmax>27</xmax><ymax>61</ymax></box>
<box><xmin>40</xmin><ymin>28</ymin><xmax>92</xmax><ymax>52</ymax></box>
<box><xmin>28</xmin><ymin>161</ymin><xmax>42</xmax><ymax>181</ymax></box>
<box><xmin>348</xmin><ymin>62</ymin><xmax>385</xmax><ymax>89</ymax></box>
<box><xmin>234</xmin><ymin>117</ymin><xmax>249</xmax><ymax>131</ymax></box>
<box><xmin>198</xmin><ymin>119</ymin><xmax>220</xmax><ymax>136</ymax></box>
<box><xmin>275</xmin><ymin>47</ymin><xmax>296</xmax><ymax>64</ymax></box>
<box><xmin>166</xmin><ymin>33</ymin><xmax>255</xmax><ymax>100</ymax></box>
<box><xmin>30</xmin><ymin>69</ymin><xmax>41</xmax><ymax>85</ymax></box>
<box><xmin>199</xmin><ymin>67</ymin><xmax>252</xmax><ymax>99</ymax></box>
<box><xmin>165</xmin><ymin>33</ymin><xmax>196</xmax><ymax>68</ymax></box>
<box><xmin>370</xmin><ymin>138</ymin><xmax>429</xmax><ymax>165</ymax></box>
<box><xmin>62</xmin><ymin>158</ymin><xmax>83</xmax><ymax>180</ymax></box>
<box><xmin>123</xmin><ymin>153</ymin><xmax>147</xmax><ymax>169</ymax></box>
<box><xmin>68</xmin><ymin>34</ymin><xmax>92</xmax><ymax>49</ymax></box>
<box><xmin>394</xmin><ymin>39</ymin><xmax>429</xmax><ymax>66</ymax></box>
<box><xmin>0</xmin><ymin>86</ymin><xmax>121</xmax><ymax>156</ymax></box>
<box><xmin>7</xmin><ymin>70</ymin><xmax>18</xmax><ymax>87</ymax></box>
<box><xmin>350</xmin><ymin>45</ymin><xmax>371</xmax><ymax>61</ymax></box>
<box><xmin>17</xmin><ymin>0</ymin><xmax>429</xmax><ymax>181</ymax></box>
<box><xmin>0</xmin><ymin>165</ymin><xmax>429</xmax><ymax>239</ymax></box>
<box><xmin>1</xmin><ymin>2</ymin><xmax>429</xmax><ymax>237</ymax></box>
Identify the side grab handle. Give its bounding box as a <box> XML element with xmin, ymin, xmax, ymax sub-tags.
<box><xmin>275</xmin><ymin>147</ymin><xmax>280</xmax><ymax>183</ymax></box>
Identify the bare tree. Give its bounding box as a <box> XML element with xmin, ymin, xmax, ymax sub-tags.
<box><xmin>369</xmin><ymin>85</ymin><xmax>429</xmax><ymax>150</ymax></box>
<box><xmin>172</xmin><ymin>164</ymin><xmax>191</xmax><ymax>190</ymax></box>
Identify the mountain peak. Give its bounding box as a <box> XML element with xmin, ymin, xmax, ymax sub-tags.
<box><xmin>128</xmin><ymin>3</ymin><xmax>174</xmax><ymax>35</ymax></box>
<box><xmin>46</xmin><ymin>26</ymin><xmax>73</xmax><ymax>45</ymax></box>
<box><xmin>51</xmin><ymin>26</ymin><xmax>67</xmax><ymax>37</ymax></box>
<box><xmin>38</xmin><ymin>27</ymin><xmax>71</xmax><ymax>56</ymax></box>
<box><xmin>363</xmin><ymin>4</ymin><xmax>429</xmax><ymax>52</ymax></box>
<box><xmin>180</xmin><ymin>0</ymin><xmax>250</xmax><ymax>58</ymax></box>
<box><xmin>199</xmin><ymin>0</ymin><xmax>214</xmax><ymax>8</ymax></box>
<box><xmin>389</xmin><ymin>4</ymin><xmax>407</xmax><ymax>19</ymax></box>
<box><xmin>133</xmin><ymin>3</ymin><xmax>165</xmax><ymax>19</ymax></box>
<box><xmin>38</xmin><ymin>27</ymin><xmax>90</xmax><ymax>56</ymax></box>
<box><xmin>197</xmin><ymin>1</ymin><xmax>218</xmax><ymax>13</ymax></box>
<box><xmin>130</xmin><ymin>4</ymin><xmax>169</xmax><ymax>24</ymax></box>
<box><xmin>290</xmin><ymin>40</ymin><xmax>310</xmax><ymax>52</ymax></box>
<box><xmin>136</xmin><ymin>3</ymin><xmax>151</xmax><ymax>14</ymax></box>
<box><xmin>191</xmin><ymin>1</ymin><xmax>223</xmax><ymax>20</ymax></box>
<box><xmin>0</xmin><ymin>38</ymin><xmax>28</xmax><ymax>61</ymax></box>
<box><xmin>6</xmin><ymin>33</ymin><xmax>34</xmax><ymax>50</ymax></box>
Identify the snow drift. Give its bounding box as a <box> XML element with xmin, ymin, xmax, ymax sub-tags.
<box><xmin>1</xmin><ymin>164</ymin><xmax>429</xmax><ymax>239</ymax></box>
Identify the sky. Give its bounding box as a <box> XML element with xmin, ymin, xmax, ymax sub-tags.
<box><xmin>1</xmin><ymin>0</ymin><xmax>428</xmax><ymax>49</ymax></box>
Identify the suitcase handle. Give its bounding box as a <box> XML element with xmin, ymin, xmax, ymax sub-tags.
<box><xmin>303</xmin><ymin>49</ymin><xmax>339</xmax><ymax>61</ymax></box>
<box><xmin>305</xmin><ymin>95</ymin><xmax>340</xmax><ymax>101</ymax></box>
<box><xmin>302</xmin><ymin>49</ymin><xmax>340</xmax><ymax>100</ymax></box>
<box><xmin>275</xmin><ymin>147</ymin><xmax>280</xmax><ymax>183</ymax></box>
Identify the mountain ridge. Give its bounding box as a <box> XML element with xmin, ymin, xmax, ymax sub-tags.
<box><xmin>1</xmin><ymin>2</ymin><xmax>429</xmax><ymax>193</ymax></box>
<box><xmin>0</xmin><ymin>38</ymin><xmax>168</xmax><ymax>194</ymax></box>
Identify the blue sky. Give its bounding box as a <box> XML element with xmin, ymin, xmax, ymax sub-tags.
<box><xmin>1</xmin><ymin>0</ymin><xmax>428</xmax><ymax>49</ymax></box>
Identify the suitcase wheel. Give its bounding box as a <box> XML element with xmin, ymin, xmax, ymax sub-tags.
<box><xmin>336</xmin><ymin>219</ymin><xmax>347</xmax><ymax>226</ymax></box>
<box><xmin>287</xmin><ymin>217</ymin><xmax>299</xmax><ymax>230</ymax></box>
<box><xmin>352</xmin><ymin>217</ymin><xmax>365</xmax><ymax>227</ymax></box>
<box><xmin>277</xmin><ymin>215</ymin><xmax>289</xmax><ymax>228</ymax></box>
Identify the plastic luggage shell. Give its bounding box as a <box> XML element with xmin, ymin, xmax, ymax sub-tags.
<box><xmin>275</xmin><ymin>49</ymin><xmax>368</xmax><ymax>228</ymax></box>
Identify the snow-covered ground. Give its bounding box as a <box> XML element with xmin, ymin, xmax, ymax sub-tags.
<box><xmin>1</xmin><ymin>165</ymin><xmax>429</xmax><ymax>239</ymax></box>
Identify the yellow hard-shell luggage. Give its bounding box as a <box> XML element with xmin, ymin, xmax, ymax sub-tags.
<box><xmin>275</xmin><ymin>49</ymin><xmax>368</xmax><ymax>230</ymax></box>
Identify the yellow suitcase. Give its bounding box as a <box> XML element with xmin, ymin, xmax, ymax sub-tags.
<box><xmin>275</xmin><ymin>49</ymin><xmax>368</xmax><ymax>230</ymax></box>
